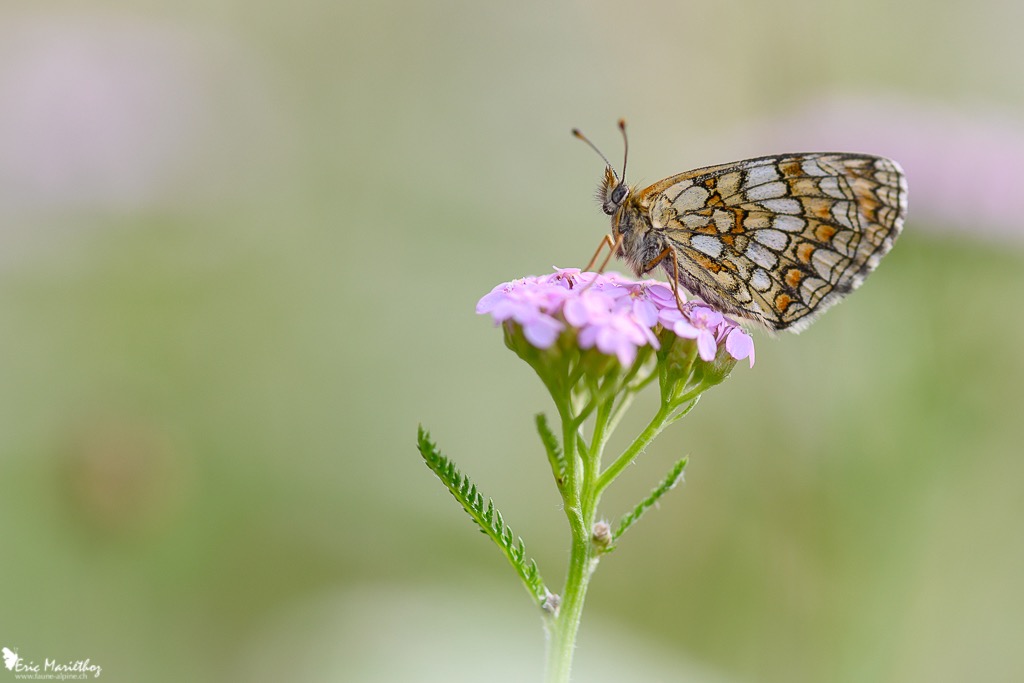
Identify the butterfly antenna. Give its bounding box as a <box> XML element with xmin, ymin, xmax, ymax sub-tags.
<box><xmin>572</xmin><ymin>127</ymin><xmax>615</xmax><ymax>171</ymax></box>
<box><xmin>618</xmin><ymin>118</ymin><xmax>629</xmax><ymax>180</ymax></box>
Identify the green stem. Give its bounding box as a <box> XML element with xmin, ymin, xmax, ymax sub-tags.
<box><xmin>587</xmin><ymin>398</ymin><xmax>614</xmax><ymax>460</ymax></box>
<box><xmin>542</xmin><ymin>347</ymin><xmax>704</xmax><ymax>682</ymax></box>
<box><xmin>543</xmin><ymin>500</ymin><xmax>596</xmax><ymax>683</ymax></box>
<box><xmin>605</xmin><ymin>390</ymin><xmax>636</xmax><ymax>439</ymax></box>
<box><xmin>595</xmin><ymin>403</ymin><xmax>673</xmax><ymax>495</ymax></box>
<box><xmin>545</xmin><ymin>385</ymin><xmax>607</xmax><ymax>683</ymax></box>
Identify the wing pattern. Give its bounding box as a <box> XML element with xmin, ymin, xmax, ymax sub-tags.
<box><xmin>641</xmin><ymin>153</ymin><xmax>907</xmax><ymax>331</ymax></box>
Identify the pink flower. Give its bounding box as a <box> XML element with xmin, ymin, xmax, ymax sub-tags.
<box><xmin>725</xmin><ymin>327</ymin><xmax>755</xmax><ymax>368</ymax></box>
<box><xmin>659</xmin><ymin>305</ymin><xmax>722</xmax><ymax>362</ymax></box>
<box><xmin>564</xmin><ymin>289</ymin><xmax>657</xmax><ymax>366</ymax></box>
<box><xmin>478</xmin><ymin>269</ymin><xmax>755</xmax><ymax>368</ymax></box>
<box><xmin>476</xmin><ymin>277</ymin><xmax>567</xmax><ymax>348</ymax></box>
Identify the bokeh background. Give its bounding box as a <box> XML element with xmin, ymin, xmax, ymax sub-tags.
<box><xmin>1</xmin><ymin>1</ymin><xmax>1022</xmax><ymax>681</ymax></box>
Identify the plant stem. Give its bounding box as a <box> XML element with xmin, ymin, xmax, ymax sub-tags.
<box><xmin>543</xmin><ymin>510</ymin><xmax>595</xmax><ymax>683</ymax></box>
<box><xmin>595</xmin><ymin>403</ymin><xmax>673</xmax><ymax>495</ymax></box>
<box><xmin>545</xmin><ymin>391</ymin><xmax>604</xmax><ymax>683</ymax></box>
<box><xmin>543</xmin><ymin>352</ymin><xmax>703</xmax><ymax>681</ymax></box>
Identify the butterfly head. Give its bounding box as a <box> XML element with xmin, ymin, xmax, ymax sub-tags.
<box><xmin>598</xmin><ymin>167</ymin><xmax>630</xmax><ymax>216</ymax></box>
<box><xmin>574</xmin><ymin>119</ymin><xmax>631</xmax><ymax>216</ymax></box>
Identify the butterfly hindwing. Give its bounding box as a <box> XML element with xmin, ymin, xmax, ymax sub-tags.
<box><xmin>638</xmin><ymin>153</ymin><xmax>906</xmax><ymax>331</ymax></box>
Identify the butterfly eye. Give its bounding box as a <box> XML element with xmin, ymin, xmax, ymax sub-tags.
<box><xmin>611</xmin><ymin>185</ymin><xmax>627</xmax><ymax>204</ymax></box>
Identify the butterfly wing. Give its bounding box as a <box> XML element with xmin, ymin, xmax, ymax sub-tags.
<box><xmin>2</xmin><ymin>648</ymin><xmax>18</xmax><ymax>669</ymax></box>
<box><xmin>638</xmin><ymin>153</ymin><xmax>907</xmax><ymax>331</ymax></box>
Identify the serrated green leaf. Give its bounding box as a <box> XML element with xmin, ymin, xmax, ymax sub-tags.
<box><xmin>417</xmin><ymin>426</ymin><xmax>550</xmax><ymax>607</ymax></box>
<box><xmin>611</xmin><ymin>456</ymin><xmax>688</xmax><ymax>547</ymax></box>
<box><xmin>535</xmin><ymin>413</ymin><xmax>566</xmax><ymax>485</ymax></box>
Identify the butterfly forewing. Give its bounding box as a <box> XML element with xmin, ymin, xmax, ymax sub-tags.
<box><xmin>639</xmin><ymin>153</ymin><xmax>906</xmax><ymax>331</ymax></box>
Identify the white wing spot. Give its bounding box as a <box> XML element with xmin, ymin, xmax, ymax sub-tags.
<box><xmin>761</xmin><ymin>198</ymin><xmax>802</xmax><ymax>214</ymax></box>
<box><xmin>800</xmin><ymin>276</ymin><xmax>829</xmax><ymax>303</ymax></box>
<box><xmin>819</xmin><ymin>176</ymin><xmax>848</xmax><ymax>199</ymax></box>
<box><xmin>831</xmin><ymin>200</ymin><xmax>857</xmax><ymax>230</ymax></box>
<box><xmin>713</xmin><ymin>210</ymin><xmax>734</xmax><ymax>233</ymax></box>
<box><xmin>745</xmin><ymin>242</ymin><xmax>778</xmax><ymax>270</ymax></box>
<box><xmin>801</xmin><ymin>159</ymin><xmax>827</xmax><ymax>176</ymax></box>
<box><xmin>773</xmin><ymin>215</ymin><xmax>806</xmax><ymax>232</ymax></box>
<box><xmin>745</xmin><ymin>164</ymin><xmax>781</xmax><ymax>187</ymax></box>
<box><xmin>746</xmin><ymin>181</ymin><xmax>787</xmax><ymax>200</ymax></box>
<box><xmin>750</xmin><ymin>268</ymin><xmax>772</xmax><ymax>291</ymax></box>
<box><xmin>754</xmin><ymin>229</ymin><xmax>788</xmax><ymax>251</ymax></box>
<box><xmin>691</xmin><ymin>234</ymin><xmax>724</xmax><ymax>258</ymax></box>
<box><xmin>811</xmin><ymin>249</ymin><xmax>841</xmax><ymax>281</ymax></box>
<box><xmin>675</xmin><ymin>185</ymin><xmax>711</xmax><ymax>211</ymax></box>
<box><xmin>832</xmin><ymin>229</ymin><xmax>856</xmax><ymax>256</ymax></box>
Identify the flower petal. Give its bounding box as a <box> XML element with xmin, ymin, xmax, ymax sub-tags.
<box><xmin>522</xmin><ymin>315</ymin><xmax>563</xmax><ymax>348</ymax></box>
<box><xmin>632</xmin><ymin>299</ymin><xmax>659</xmax><ymax>327</ymax></box>
<box><xmin>697</xmin><ymin>330</ymin><xmax>718</xmax><ymax>361</ymax></box>
<box><xmin>645</xmin><ymin>283</ymin><xmax>679</xmax><ymax>309</ymax></box>
<box><xmin>478</xmin><ymin>269</ymin><xmax>750</xmax><ymax>370</ymax></box>
<box><xmin>726</xmin><ymin>327</ymin><xmax>755</xmax><ymax>368</ymax></box>
<box><xmin>672</xmin><ymin>319</ymin><xmax>700</xmax><ymax>339</ymax></box>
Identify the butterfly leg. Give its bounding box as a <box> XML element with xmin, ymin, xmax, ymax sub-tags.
<box><xmin>642</xmin><ymin>247</ymin><xmax>686</xmax><ymax>311</ymax></box>
<box><xmin>575</xmin><ymin>233</ymin><xmax>624</xmax><ymax>293</ymax></box>
<box><xmin>583</xmin><ymin>233</ymin><xmax>622</xmax><ymax>273</ymax></box>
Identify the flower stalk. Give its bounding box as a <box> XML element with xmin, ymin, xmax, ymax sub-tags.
<box><xmin>418</xmin><ymin>268</ymin><xmax>755</xmax><ymax>683</ymax></box>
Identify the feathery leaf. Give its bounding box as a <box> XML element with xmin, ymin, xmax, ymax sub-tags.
<box><xmin>611</xmin><ymin>456</ymin><xmax>688</xmax><ymax>547</ymax></box>
<box><xmin>535</xmin><ymin>413</ymin><xmax>566</xmax><ymax>485</ymax></box>
<box><xmin>417</xmin><ymin>426</ymin><xmax>550</xmax><ymax>607</ymax></box>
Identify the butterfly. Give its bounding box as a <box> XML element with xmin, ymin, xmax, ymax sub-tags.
<box><xmin>2</xmin><ymin>647</ymin><xmax>20</xmax><ymax>671</ymax></box>
<box><xmin>574</xmin><ymin>120</ymin><xmax>907</xmax><ymax>332</ymax></box>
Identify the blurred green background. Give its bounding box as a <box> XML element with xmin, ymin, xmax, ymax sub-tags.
<box><xmin>1</xmin><ymin>1</ymin><xmax>1022</xmax><ymax>681</ymax></box>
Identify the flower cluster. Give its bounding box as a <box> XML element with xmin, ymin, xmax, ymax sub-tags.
<box><xmin>476</xmin><ymin>268</ymin><xmax>754</xmax><ymax>368</ymax></box>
